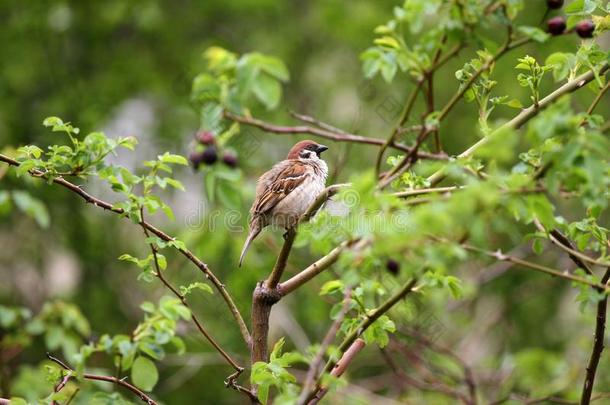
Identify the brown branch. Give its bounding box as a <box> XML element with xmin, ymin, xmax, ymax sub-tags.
<box><xmin>265</xmin><ymin>228</ymin><xmax>297</xmax><ymax>290</ymax></box>
<box><xmin>0</xmin><ymin>154</ymin><xmax>251</xmax><ymax>346</ymax></box>
<box><xmin>224</xmin><ymin>111</ymin><xmax>447</xmax><ymax>161</ymax></box>
<box><xmin>375</xmin><ymin>80</ymin><xmax>425</xmax><ymax>176</ymax></box>
<box><xmin>534</xmin><ymin>219</ymin><xmax>604</xmax><ymax>272</ymax></box>
<box><xmin>46</xmin><ymin>353</ymin><xmax>157</xmax><ymax>405</ymax></box>
<box><xmin>138</xmin><ymin>209</ymin><xmax>246</xmax><ymax>383</ymax></box>
<box><xmin>250</xmin><ymin>184</ymin><xmax>348</xmax><ymax>372</ymax></box>
<box><xmin>279</xmin><ymin>240</ymin><xmax>354</xmax><ymax>296</ymax></box>
<box><xmin>289</xmin><ymin>110</ymin><xmax>350</xmax><ymax>135</ymax></box>
<box><xmin>459</xmin><ymin>243</ymin><xmax>610</xmax><ymax>292</ymax></box>
<box><xmin>586</xmin><ymin>78</ymin><xmax>610</xmax><ymax>116</ymax></box>
<box><xmin>307</xmin><ymin>338</ymin><xmax>366</xmax><ymax>405</ymax></box>
<box><xmin>427</xmin><ymin>63</ymin><xmax>610</xmax><ymax>186</ymax></box>
<box><xmin>580</xmin><ymin>267</ymin><xmax>610</xmax><ymax>405</ymax></box>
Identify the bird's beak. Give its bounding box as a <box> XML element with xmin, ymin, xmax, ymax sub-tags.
<box><xmin>315</xmin><ymin>144</ymin><xmax>328</xmax><ymax>155</ymax></box>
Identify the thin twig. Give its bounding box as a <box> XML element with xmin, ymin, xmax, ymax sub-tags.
<box><xmin>459</xmin><ymin>243</ymin><xmax>610</xmax><ymax>292</ymax></box>
<box><xmin>46</xmin><ymin>353</ymin><xmax>157</xmax><ymax>405</ymax></box>
<box><xmin>0</xmin><ymin>154</ymin><xmax>251</xmax><ymax>346</ymax></box>
<box><xmin>307</xmin><ymin>338</ymin><xmax>366</xmax><ymax>405</ymax></box>
<box><xmin>224</xmin><ymin>111</ymin><xmax>447</xmax><ymax>161</ymax></box>
<box><xmin>580</xmin><ymin>267</ymin><xmax>610</xmax><ymax>405</ymax></box>
<box><xmin>280</xmin><ymin>240</ymin><xmax>356</xmax><ymax>296</ymax></box>
<box><xmin>586</xmin><ymin>79</ymin><xmax>610</xmax><ymax>116</ymax></box>
<box><xmin>534</xmin><ymin>219</ymin><xmax>610</xmax><ymax>270</ymax></box>
<box><xmin>427</xmin><ymin>63</ymin><xmax>610</xmax><ymax>186</ymax></box>
<box><xmin>138</xmin><ymin>208</ymin><xmax>246</xmax><ymax>377</ymax></box>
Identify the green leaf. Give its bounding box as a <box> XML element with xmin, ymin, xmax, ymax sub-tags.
<box><xmin>140</xmin><ymin>301</ymin><xmax>156</xmax><ymax>313</ymax></box>
<box><xmin>159</xmin><ymin>153</ymin><xmax>188</xmax><ymax>166</ymax></box>
<box><xmin>517</xmin><ymin>26</ymin><xmax>550</xmax><ymax>43</ymax></box>
<box><xmin>12</xmin><ymin>191</ymin><xmax>50</xmax><ymax>228</ymax></box>
<box><xmin>251</xmin><ymin>73</ymin><xmax>282</xmax><ymax>110</ymax></box>
<box><xmin>506</xmin><ymin>98</ymin><xmax>523</xmax><ymax>108</ymax></box>
<box><xmin>179</xmin><ymin>282</ymin><xmax>214</xmax><ymax>296</ymax></box>
<box><xmin>131</xmin><ymin>356</ymin><xmax>159</xmax><ymax>392</ymax></box>
<box><xmin>156</xmin><ymin>253</ymin><xmax>167</xmax><ymax>270</ymax></box>
<box><xmin>43</xmin><ymin>116</ymin><xmax>64</xmax><ymax>128</ymax></box>
<box><xmin>191</xmin><ymin>73</ymin><xmax>221</xmax><ymax>102</ymax></box>
<box><xmin>246</xmin><ymin>53</ymin><xmax>290</xmax><ymax>82</ymax></box>
<box><xmin>320</xmin><ymin>280</ymin><xmax>344</xmax><ymax>296</ymax></box>
<box><xmin>565</xmin><ymin>0</ymin><xmax>583</xmax><ymax>13</ymax></box>
<box><xmin>165</xmin><ymin>178</ymin><xmax>185</xmax><ymax>191</ymax></box>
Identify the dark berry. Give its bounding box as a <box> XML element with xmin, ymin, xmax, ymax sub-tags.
<box><xmin>222</xmin><ymin>152</ymin><xmax>238</xmax><ymax>168</ymax></box>
<box><xmin>188</xmin><ymin>150</ymin><xmax>204</xmax><ymax>169</ymax></box>
<box><xmin>196</xmin><ymin>131</ymin><xmax>216</xmax><ymax>145</ymax></box>
<box><xmin>546</xmin><ymin>0</ymin><xmax>563</xmax><ymax>9</ymax></box>
<box><xmin>576</xmin><ymin>20</ymin><xmax>595</xmax><ymax>38</ymax></box>
<box><xmin>547</xmin><ymin>16</ymin><xmax>566</xmax><ymax>36</ymax></box>
<box><xmin>201</xmin><ymin>147</ymin><xmax>218</xmax><ymax>165</ymax></box>
<box><xmin>386</xmin><ymin>259</ymin><xmax>400</xmax><ymax>276</ymax></box>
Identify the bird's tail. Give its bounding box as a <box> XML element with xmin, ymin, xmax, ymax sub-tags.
<box><xmin>239</xmin><ymin>225</ymin><xmax>261</xmax><ymax>267</ymax></box>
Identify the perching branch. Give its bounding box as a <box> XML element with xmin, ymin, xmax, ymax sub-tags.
<box><xmin>46</xmin><ymin>353</ymin><xmax>157</xmax><ymax>405</ymax></box>
<box><xmin>250</xmin><ymin>184</ymin><xmax>351</xmax><ymax>381</ymax></box>
<box><xmin>0</xmin><ymin>153</ymin><xmax>251</xmax><ymax>347</ymax></box>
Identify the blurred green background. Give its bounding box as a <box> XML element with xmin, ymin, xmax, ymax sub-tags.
<box><xmin>1</xmin><ymin>1</ymin><xmax>610</xmax><ymax>404</ymax></box>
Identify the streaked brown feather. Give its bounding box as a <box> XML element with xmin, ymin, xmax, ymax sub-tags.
<box><xmin>252</xmin><ymin>160</ymin><xmax>311</xmax><ymax>215</ymax></box>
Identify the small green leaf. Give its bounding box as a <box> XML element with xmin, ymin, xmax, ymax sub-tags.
<box><xmin>179</xmin><ymin>282</ymin><xmax>214</xmax><ymax>296</ymax></box>
<box><xmin>159</xmin><ymin>153</ymin><xmax>188</xmax><ymax>166</ymax></box>
<box><xmin>320</xmin><ymin>280</ymin><xmax>344</xmax><ymax>296</ymax></box>
<box><xmin>252</xmin><ymin>73</ymin><xmax>282</xmax><ymax>110</ymax></box>
<box><xmin>131</xmin><ymin>356</ymin><xmax>159</xmax><ymax>392</ymax></box>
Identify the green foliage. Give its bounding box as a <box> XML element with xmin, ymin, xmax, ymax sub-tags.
<box><xmin>251</xmin><ymin>338</ymin><xmax>304</xmax><ymax>404</ymax></box>
<box><xmin>3</xmin><ymin>1</ymin><xmax>610</xmax><ymax>404</ymax></box>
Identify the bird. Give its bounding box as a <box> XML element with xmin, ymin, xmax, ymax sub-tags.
<box><xmin>239</xmin><ymin>140</ymin><xmax>329</xmax><ymax>266</ymax></box>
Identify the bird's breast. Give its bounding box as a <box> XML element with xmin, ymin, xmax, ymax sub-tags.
<box><xmin>270</xmin><ymin>178</ymin><xmax>326</xmax><ymax>228</ymax></box>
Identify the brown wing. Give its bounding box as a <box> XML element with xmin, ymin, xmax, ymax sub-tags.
<box><xmin>252</xmin><ymin>160</ymin><xmax>311</xmax><ymax>215</ymax></box>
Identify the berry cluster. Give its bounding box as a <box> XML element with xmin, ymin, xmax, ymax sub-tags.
<box><xmin>188</xmin><ymin>131</ymin><xmax>238</xmax><ymax>170</ymax></box>
<box><xmin>546</xmin><ymin>0</ymin><xmax>595</xmax><ymax>38</ymax></box>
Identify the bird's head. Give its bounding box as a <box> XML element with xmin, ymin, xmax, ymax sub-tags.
<box><xmin>286</xmin><ymin>140</ymin><xmax>328</xmax><ymax>160</ymax></box>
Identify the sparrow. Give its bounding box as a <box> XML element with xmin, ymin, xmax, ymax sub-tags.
<box><xmin>239</xmin><ymin>140</ymin><xmax>329</xmax><ymax>266</ymax></box>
